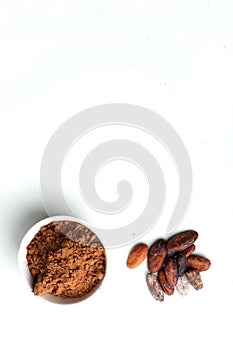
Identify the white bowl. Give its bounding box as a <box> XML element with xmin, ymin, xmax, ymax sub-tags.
<box><xmin>18</xmin><ymin>215</ymin><xmax>107</xmax><ymax>304</ymax></box>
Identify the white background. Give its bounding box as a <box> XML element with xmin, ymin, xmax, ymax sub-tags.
<box><xmin>0</xmin><ymin>1</ymin><xmax>233</xmax><ymax>349</ymax></box>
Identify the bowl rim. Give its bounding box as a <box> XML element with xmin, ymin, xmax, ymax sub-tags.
<box><xmin>17</xmin><ymin>215</ymin><xmax>107</xmax><ymax>305</ymax></box>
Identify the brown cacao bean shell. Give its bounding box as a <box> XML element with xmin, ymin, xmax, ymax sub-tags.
<box><xmin>176</xmin><ymin>253</ymin><xmax>187</xmax><ymax>276</ymax></box>
<box><xmin>146</xmin><ymin>273</ymin><xmax>164</xmax><ymax>302</ymax></box>
<box><xmin>158</xmin><ymin>269</ymin><xmax>174</xmax><ymax>295</ymax></box>
<box><xmin>164</xmin><ymin>256</ymin><xmax>178</xmax><ymax>287</ymax></box>
<box><xmin>148</xmin><ymin>239</ymin><xmax>167</xmax><ymax>273</ymax></box>
<box><xmin>126</xmin><ymin>243</ymin><xmax>148</xmax><ymax>269</ymax></box>
<box><xmin>167</xmin><ymin>230</ymin><xmax>198</xmax><ymax>253</ymax></box>
<box><xmin>186</xmin><ymin>254</ymin><xmax>211</xmax><ymax>272</ymax></box>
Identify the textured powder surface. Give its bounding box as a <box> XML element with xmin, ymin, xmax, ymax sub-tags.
<box><xmin>26</xmin><ymin>221</ymin><xmax>106</xmax><ymax>298</ymax></box>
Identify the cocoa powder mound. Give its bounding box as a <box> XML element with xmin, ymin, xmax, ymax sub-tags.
<box><xmin>26</xmin><ymin>221</ymin><xmax>106</xmax><ymax>298</ymax></box>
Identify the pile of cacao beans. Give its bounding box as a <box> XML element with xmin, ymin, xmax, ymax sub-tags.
<box><xmin>127</xmin><ymin>230</ymin><xmax>211</xmax><ymax>302</ymax></box>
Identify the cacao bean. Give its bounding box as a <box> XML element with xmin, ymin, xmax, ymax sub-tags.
<box><xmin>186</xmin><ymin>269</ymin><xmax>203</xmax><ymax>290</ymax></box>
<box><xmin>176</xmin><ymin>253</ymin><xmax>187</xmax><ymax>276</ymax></box>
<box><xmin>182</xmin><ymin>244</ymin><xmax>195</xmax><ymax>257</ymax></box>
<box><xmin>176</xmin><ymin>275</ymin><xmax>191</xmax><ymax>296</ymax></box>
<box><xmin>164</xmin><ymin>257</ymin><xmax>178</xmax><ymax>287</ymax></box>
<box><xmin>146</xmin><ymin>273</ymin><xmax>164</xmax><ymax>302</ymax></box>
<box><xmin>148</xmin><ymin>239</ymin><xmax>167</xmax><ymax>273</ymax></box>
<box><xmin>126</xmin><ymin>243</ymin><xmax>148</xmax><ymax>269</ymax></box>
<box><xmin>167</xmin><ymin>230</ymin><xmax>198</xmax><ymax>253</ymax></box>
<box><xmin>158</xmin><ymin>269</ymin><xmax>174</xmax><ymax>295</ymax></box>
<box><xmin>186</xmin><ymin>254</ymin><xmax>211</xmax><ymax>272</ymax></box>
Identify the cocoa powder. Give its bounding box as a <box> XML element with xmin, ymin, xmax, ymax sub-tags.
<box><xmin>26</xmin><ymin>221</ymin><xmax>106</xmax><ymax>298</ymax></box>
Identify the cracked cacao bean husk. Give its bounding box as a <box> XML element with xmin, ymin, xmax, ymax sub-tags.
<box><xmin>146</xmin><ymin>273</ymin><xmax>164</xmax><ymax>302</ymax></box>
<box><xmin>186</xmin><ymin>269</ymin><xmax>203</xmax><ymax>290</ymax></box>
